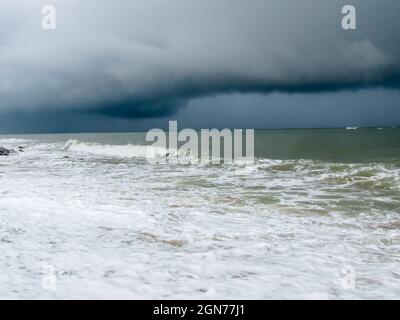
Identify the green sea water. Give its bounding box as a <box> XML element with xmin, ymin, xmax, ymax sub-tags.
<box><xmin>3</xmin><ymin>127</ymin><xmax>400</xmax><ymax>163</ymax></box>
<box><xmin>0</xmin><ymin>128</ymin><xmax>399</xmax><ymax>299</ymax></box>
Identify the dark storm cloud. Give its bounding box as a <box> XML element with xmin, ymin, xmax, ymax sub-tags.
<box><xmin>0</xmin><ymin>0</ymin><xmax>400</xmax><ymax>118</ymax></box>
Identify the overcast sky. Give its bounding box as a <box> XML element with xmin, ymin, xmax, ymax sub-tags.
<box><xmin>0</xmin><ymin>0</ymin><xmax>399</xmax><ymax>133</ymax></box>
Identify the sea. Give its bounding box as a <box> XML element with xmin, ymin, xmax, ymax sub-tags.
<box><xmin>0</xmin><ymin>128</ymin><xmax>399</xmax><ymax>299</ymax></box>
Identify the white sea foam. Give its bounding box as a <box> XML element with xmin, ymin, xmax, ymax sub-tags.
<box><xmin>0</xmin><ymin>136</ymin><xmax>399</xmax><ymax>299</ymax></box>
<box><xmin>64</xmin><ymin>139</ymin><xmax>168</xmax><ymax>159</ymax></box>
<box><xmin>0</xmin><ymin>138</ymin><xmax>33</xmax><ymax>144</ymax></box>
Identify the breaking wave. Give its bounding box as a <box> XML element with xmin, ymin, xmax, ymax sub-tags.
<box><xmin>64</xmin><ymin>139</ymin><xmax>169</xmax><ymax>159</ymax></box>
<box><xmin>1</xmin><ymin>130</ymin><xmax>400</xmax><ymax>299</ymax></box>
<box><xmin>0</xmin><ymin>138</ymin><xmax>33</xmax><ymax>144</ymax></box>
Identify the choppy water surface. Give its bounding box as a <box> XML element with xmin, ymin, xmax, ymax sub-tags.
<box><xmin>0</xmin><ymin>129</ymin><xmax>399</xmax><ymax>299</ymax></box>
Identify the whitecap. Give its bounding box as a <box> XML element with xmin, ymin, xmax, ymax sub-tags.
<box><xmin>64</xmin><ymin>139</ymin><xmax>168</xmax><ymax>159</ymax></box>
<box><xmin>0</xmin><ymin>138</ymin><xmax>33</xmax><ymax>144</ymax></box>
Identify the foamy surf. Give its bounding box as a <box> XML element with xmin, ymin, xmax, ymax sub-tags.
<box><xmin>0</xmin><ymin>138</ymin><xmax>33</xmax><ymax>144</ymax></box>
<box><xmin>64</xmin><ymin>139</ymin><xmax>168</xmax><ymax>159</ymax></box>
<box><xmin>1</xmin><ymin>130</ymin><xmax>400</xmax><ymax>299</ymax></box>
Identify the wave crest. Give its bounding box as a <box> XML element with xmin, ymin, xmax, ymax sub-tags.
<box><xmin>64</xmin><ymin>139</ymin><xmax>168</xmax><ymax>159</ymax></box>
<box><xmin>0</xmin><ymin>138</ymin><xmax>33</xmax><ymax>144</ymax></box>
